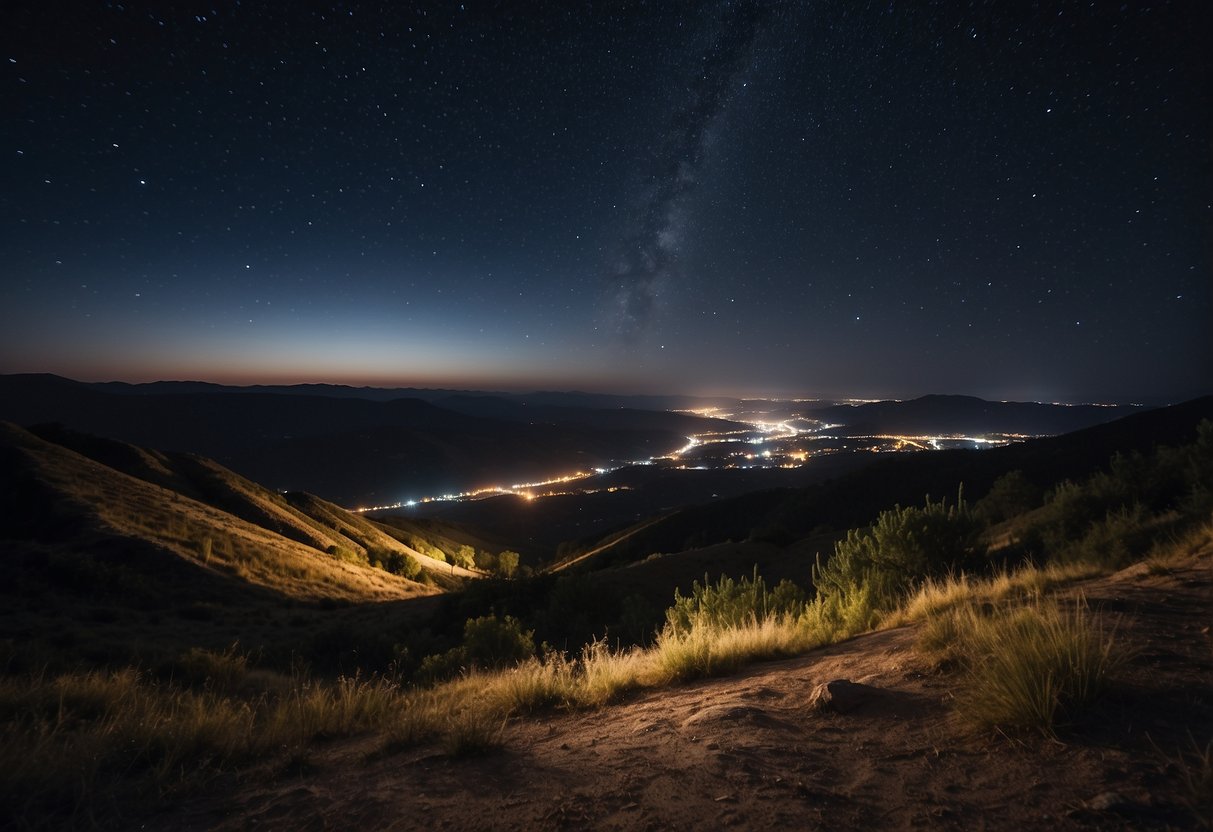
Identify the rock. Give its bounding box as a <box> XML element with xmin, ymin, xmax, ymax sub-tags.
<box><xmin>1085</xmin><ymin>791</ymin><xmax>1127</xmax><ymax>812</ymax></box>
<box><xmin>807</xmin><ymin>679</ymin><xmax>880</xmax><ymax>714</ymax></box>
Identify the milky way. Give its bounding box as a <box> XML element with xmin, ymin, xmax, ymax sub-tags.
<box><xmin>1</xmin><ymin>2</ymin><xmax>1208</xmax><ymax>401</ymax></box>
<box><xmin>607</xmin><ymin>1</ymin><xmax>770</xmax><ymax>340</ymax></box>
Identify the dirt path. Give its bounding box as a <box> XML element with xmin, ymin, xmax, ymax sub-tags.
<box><xmin>155</xmin><ymin>548</ymin><xmax>1212</xmax><ymax>831</ymax></box>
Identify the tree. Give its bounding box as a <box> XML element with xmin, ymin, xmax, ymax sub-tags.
<box><xmin>454</xmin><ymin>544</ymin><xmax>476</xmax><ymax>569</ymax></box>
<box><xmin>496</xmin><ymin>550</ymin><xmax>520</xmax><ymax>579</ymax></box>
<box><xmin>974</xmin><ymin>470</ymin><xmax>1040</xmax><ymax>524</ymax></box>
<box><xmin>474</xmin><ymin>549</ymin><xmax>497</xmax><ymax>573</ymax></box>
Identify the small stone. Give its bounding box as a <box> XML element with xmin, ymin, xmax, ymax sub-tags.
<box><xmin>807</xmin><ymin>679</ymin><xmax>879</xmax><ymax>714</ymax></box>
<box><xmin>1086</xmin><ymin>791</ymin><xmax>1127</xmax><ymax>811</ymax></box>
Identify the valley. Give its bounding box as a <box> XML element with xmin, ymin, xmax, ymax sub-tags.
<box><xmin>1</xmin><ymin>378</ymin><xmax>1210</xmax><ymax>830</ymax></box>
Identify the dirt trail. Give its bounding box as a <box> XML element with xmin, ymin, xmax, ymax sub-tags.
<box><xmin>156</xmin><ymin>547</ymin><xmax>1212</xmax><ymax>831</ymax></box>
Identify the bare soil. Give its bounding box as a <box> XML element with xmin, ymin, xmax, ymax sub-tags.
<box><xmin>154</xmin><ymin>547</ymin><xmax>1212</xmax><ymax>831</ymax></box>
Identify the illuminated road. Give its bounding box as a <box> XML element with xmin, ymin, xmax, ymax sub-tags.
<box><xmin>352</xmin><ymin>404</ymin><xmax>1026</xmax><ymax>515</ymax></box>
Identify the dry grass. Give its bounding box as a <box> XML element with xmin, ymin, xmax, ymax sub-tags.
<box><xmin>894</xmin><ymin>561</ymin><xmax>1103</xmax><ymax>626</ymax></box>
<box><xmin>650</xmin><ymin>614</ymin><xmax>825</xmax><ymax>683</ymax></box>
<box><xmin>1156</xmin><ymin>734</ymin><xmax>1213</xmax><ymax>829</ymax></box>
<box><xmin>9</xmin><ymin>513</ymin><xmax>1204</xmax><ymax>828</ymax></box>
<box><xmin>7</xmin><ymin>424</ymin><xmax>435</xmax><ymax>604</ymax></box>
<box><xmin>918</xmin><ymin>598</ymin><xmax>1123</xmax><ymax>734</ymax></box>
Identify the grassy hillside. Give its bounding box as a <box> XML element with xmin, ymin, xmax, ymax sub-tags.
<box><xmin>2</xmin><ymin>403</ymin><xmax>1211</xmax><ymax>830</ymax></box>
<box><xmin>0</xmin><ymin>422</ymin><xmax>446</xmax><ymax>671</ymax></box>
<box><xmin>568</xmin><ymin>396</ymin><xmax>1213</xmax><ymax>569</ymax></box>
<box><xmin>0</xmin><ymin>374</ymin><xmax>699</xmax><ymax>505</ymax></box>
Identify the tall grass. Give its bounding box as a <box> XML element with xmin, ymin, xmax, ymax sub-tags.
<box><xmin>918</xmin><ymin>598</ymin><xmax>1123</xmax><ymax>734</ymax></box>
<box><xmin>8</xmin><ymin>523</ymin><xmax>1200</xmax><ymax>829</ymax></box>
<box><xmin>894</xmin><ymin>560</ymin><xmax>1102</xmax><ymax>625</ymax></box>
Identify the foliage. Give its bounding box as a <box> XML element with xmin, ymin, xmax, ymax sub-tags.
<box><xmin>663</xmin><ymin>568</ymin><xmax>806</xmax><ymax>637</ymax></box>
<box><xmin>474</xmin><ymin>549</ymin><xmax>497</xmax><ymax>572</ymax></box>
<box><xmin>975</xmin><ymin>470</ymin><xmax>1041</xmax><ymax>524</ymax></box>
<box><xmin>918</xmin><ymin>598</ymin><xmax>1123</xmax><ymax>734</ymax></box>
<box><xmin>1014</xmin><ymin>422</ymin><xmax>1213</xmax><ymax>567</ymax></box>
<box><xmin>453</xmin><ymin>545</ymin><xmax>477</xmax><ymax>569</ymax></box>
<box><xmin>366</xmin><ymin>546</ymin><xmax>422</xmax><ymax>579</ymax></box>
<box><xmin>813</xmin><ymin>489</ymin><xmax>986</xmax><ymax>614</ymax></box>
<box><xmin>418</xmin><ymin>614</ymin><xmax>536</xmax><ymax>681</ymax></box>
<box><xmin>496</xmin><ymin>550</ymin><xmax>520</xmax><ymax>579</ymax></box>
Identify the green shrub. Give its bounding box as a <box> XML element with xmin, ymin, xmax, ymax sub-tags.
<box><xmin>496</xmin><ymin>550</ymin><xmax>520</xmax><ymax>579</ymax></box>
<box><xmin>975</xmin><ymin>470</ymin><xmax>1040</xmax><ymax>524</ymax></box>
<box><xmin>664</xmin><ymin>568</ymin><xmax>806</xmax><ymax>637</ymax></box>
<box><xmin>418</xmin><ymin>614</ymin><xmax>536</xmax><ymax>681</ymax></box>
<box><xmin>814</xmin><ymin>489</ymin><xmax>986</xmax><ymax>614</ymax></box>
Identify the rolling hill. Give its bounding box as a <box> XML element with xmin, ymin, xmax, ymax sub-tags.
<box><xmin>562</xmin><ymin>396</ymin><xmax>1213</xmax><ymax>571</ymax></box>
<box><xmin>807</xmin><ymin>393</ymin><xmax>1136</xmax><ymax>436</ymax></box>
<box><xmin>0</xmin><ymin>422</ymin><xmax>464</xmax><ymax>670</ymax></box>
<box><xmin>0</xmin><ymin>374</ymin><xmax>742</xmax><ymax>506</ymax></box>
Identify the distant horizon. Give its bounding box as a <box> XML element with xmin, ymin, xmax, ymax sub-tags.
<box><xmin>4</xmin><ymin>368</ymin><xmax>1206</xmax><ymax>409</ymax></box>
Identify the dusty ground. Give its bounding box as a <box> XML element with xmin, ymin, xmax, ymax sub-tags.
<box><xmin>155</xmin><ymin>549</ymin><xmax>1212</xmax><ymax>831</ymax></box>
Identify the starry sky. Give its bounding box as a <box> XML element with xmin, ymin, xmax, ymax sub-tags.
<box><xmin>2</xmin><ymin>1</ymin><xmax>1209</xmax><ymax>403</ymax></box>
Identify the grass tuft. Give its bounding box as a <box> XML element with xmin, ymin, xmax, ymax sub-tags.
<box><xmin>441</xmin><ymin>707</ymin><xmax>507</xmax><ymax>756</ymax></box>
<box><xmin>1154</xmin><ymin>734</ymin><xmax>1213</xmax><ymax>829</ymax></box>
<box><xmin>920</xmin><ymin>598</ymin><xmax>1123</xmax><ymax>734</ymax></box>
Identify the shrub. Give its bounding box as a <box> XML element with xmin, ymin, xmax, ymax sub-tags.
<box><xmin>496</xmin><ymin>550</ymin><xmax>520</xmax><ymax>579</ymax></box>
<box><xmin>454</xmin><ymin>545</ymin><xmax>476</xmax><ymax>569</ymax></box>
<box><xmin>418</xmin><ymin>614</ymin><xmax>536</xmax><ymax>681</ymax></box>
<box><xmin>814</xmin><ymin>489</ymin><xmax>986</xmax><ymax>614</ymax></box>
<box><xmin>461</xmin><ymin>614</ymin><xmax>535</xmax><ymax>668</ymax></box>
<box><xmin>664</xmin><ymin>568</ymin><xmax>806</xmax><ymax>637</ymax></box>
<box><xmin>975</xmin><ymin>470</ymin><xmax>1040</xmax><ymax>524</ymax></box>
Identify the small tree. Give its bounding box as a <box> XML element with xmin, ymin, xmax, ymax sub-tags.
<box><xmin>814</xmin><ymin>488</ymin><xmax>986</xmax><ymax>613</ymax></box>
<box><xmin>975</xmin><ymin>470</ymin><xmax>1040</xmax><ymax>524</ymax></box>
<box><xmin>474</xmin><ymin>549</ymin><xmax>497</xmax><ymax>573</ymax></box>
<box><xmin>454</xmin><ymin>544</ymin><xmax>476</xmax><ymax>569</ymax></box>
<box><xmin>496</xmin><ymin>550</ymin><xmax>520</xmax><ymax>579</ymax></box>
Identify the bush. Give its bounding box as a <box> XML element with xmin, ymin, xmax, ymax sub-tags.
<box><xmin>367</xmin><ymin>547</ymin><xmax>422</xmax><ymax>579</ymax></box>
<box><xmin>975</xmin><ymin>470</ymin><xmax>1040</xmax><ymax>524</ymax></box>
<box><xmin>418</xmin><ymin>614</ymin><xmax>536</xmax><ymax>681</ymax></box>
<box><xmin>664</xmin><ymin>569</ymin><xmax>806</xmax><ymax>637</ymax></box>
<box><xmin>814</xmin><ymin>489</ymin><xmax>986</xmax><ymax>614</ymax></box>
<box><xmin>496</xmin><ymin>550</ymin><xmax>520</xmax><ymax>579</ymax></box>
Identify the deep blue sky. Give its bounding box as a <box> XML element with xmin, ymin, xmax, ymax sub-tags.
<box><xmin>2</xmin><ymin>2</ymin><xmax>1209</xmax><ymax>402</ymax></box>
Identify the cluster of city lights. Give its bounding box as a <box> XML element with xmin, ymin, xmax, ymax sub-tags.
<box><xmin>352</xmin><ymin>405</ymin><xmax>1036</xmax><ymax>514</ymax></box>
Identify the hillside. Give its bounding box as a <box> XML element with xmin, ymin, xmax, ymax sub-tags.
<box><xmin>0</xmin><ymin>374</ymin><xmax>728</xmax><ymax>505</ymax></box>
<box><xmin>155</xmin><ymin>532</ymin><xmax>1213</xmax><ymax>831</ymax></box>
<box><xmin>570</xmin><ymin>396</ymin><xmax>1213</xmax><ymax>570</ymax></box>
<box><xmin>0</xmin><ymin>422</ymin><xmax>445</xmax><ymax>669</ymax></box>
<box><xmin>808</xmin><ymin>393</ymin><xmax>1136</xmax><ymax>436</ymax></box>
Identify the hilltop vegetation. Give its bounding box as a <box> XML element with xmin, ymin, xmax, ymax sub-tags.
<box><xmin>1</xmin><ymin>402</ymin><xmax>1211</xmax><ymax>829</ymax></box>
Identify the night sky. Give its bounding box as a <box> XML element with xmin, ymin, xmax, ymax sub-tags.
<box><xmin>3</xmin><ymin>2</ymin><xmax>1209</xmax><ymax>403</ymax></box>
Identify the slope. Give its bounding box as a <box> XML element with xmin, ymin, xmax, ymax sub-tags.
<box><xmin>569</xmin><ymin>396</ymin><xmax>1213</xmax><ymax>571</ymax></box>
<box><xmin>0</xmin><ymin>374</ymin><xmax>702</xmax><ymax>505</ymax></box>
<box><xmin>0</xmin><ymin>422</ymin><xmax>453</xmax><ymax>672</ymax></box>
<box><xmin>0</xmin><ymin>422</ymin><xmax>435</xmax><ymax>604</ymax></box>
<box><xmin>156</xmin><ymin>528</ymin><xmax>1213</xmax><ymax>831</ymax></box>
